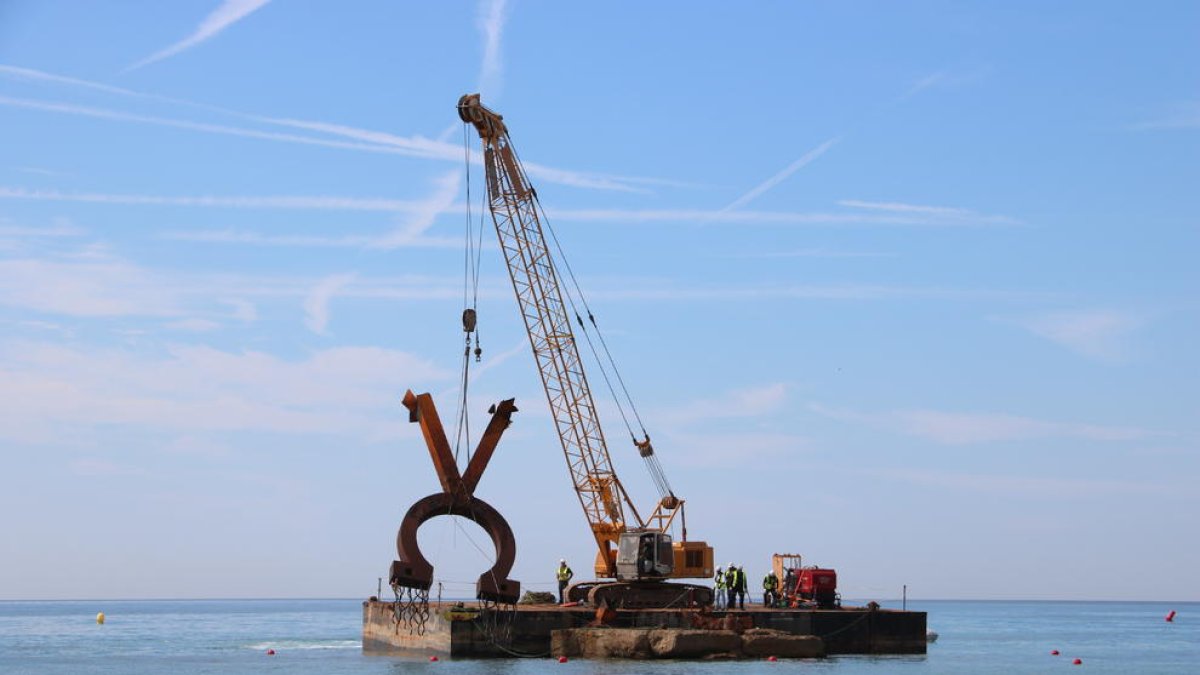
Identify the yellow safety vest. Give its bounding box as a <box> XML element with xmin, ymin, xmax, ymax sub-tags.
<box><xmin>557</xmin><ymin>566</ymin><xmax>572</xmax><ymax>581</ymax></box>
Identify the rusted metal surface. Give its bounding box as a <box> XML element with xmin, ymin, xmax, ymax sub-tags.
<box><xmin>390</xmin><ymin>389</ymin><xmax>521</xmax><ymax>604</ymax></box>
<box><xmin>587</xmin><ymin>581</ymin><xmax>714</xmax><ymax>609</ymax></box>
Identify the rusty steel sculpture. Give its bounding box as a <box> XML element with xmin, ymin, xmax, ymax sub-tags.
<box><xmin>389</xmin><ymin>390</ymin><xmax>521</xmax><ymax>613</ymax></box>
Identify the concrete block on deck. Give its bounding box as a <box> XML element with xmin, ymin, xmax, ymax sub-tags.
<box><xmin>649</xmin><ymin>628</ymin><xmax>740</xmax><ymax>657</ymax></box>
<box><xmin>741</xmin><ymin>628</ymin><xmax>825</xmax><ymax>658</ymax></box>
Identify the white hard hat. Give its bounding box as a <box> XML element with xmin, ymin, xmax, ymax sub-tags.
<box><xmin>559</xmin><ymin>558</ymin><xmax>566</xmax><ymax>564</ymax></box>
<box><xmin>728</xmin><ymin>562</ymin><xmax>735</xmax><ymax>568</ymax></box>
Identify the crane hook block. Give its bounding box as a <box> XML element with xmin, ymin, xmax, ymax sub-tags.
<box><xmin>462</xmin><ymin>308</ymin><xmax>477</xmax><ymax>333</ymax></box>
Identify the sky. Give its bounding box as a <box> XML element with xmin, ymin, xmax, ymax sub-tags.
<box><xmin>0</xmin><ymin>1</ymin><xmax>1196</xmax><ymax>602</ymax></box>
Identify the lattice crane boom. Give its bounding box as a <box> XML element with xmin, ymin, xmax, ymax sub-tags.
<box><xmin>458</xmin><ymin>94</ymin><xmax>711</xmax><ymax>581</ymax></box>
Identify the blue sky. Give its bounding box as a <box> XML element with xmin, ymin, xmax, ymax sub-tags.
<box><xmin>0</xmin><ymin>1</ymin><xmax>1196</xmax><ymax>601</ymax></box>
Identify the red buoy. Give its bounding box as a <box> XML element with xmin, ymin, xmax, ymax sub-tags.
<box><xmin>1051</xmin><ymin>650</ymin><xmax>1060</xmax><ymax>655</ymax></box>
<box><xmin>266</xmin><ymin>649</ymin><xmax>275</xmax><ymax>656</ymax></box>
<box><xmin>429</xmin><ymin>655</ymin><xmax>439</xmax><ymax>662</ymax></box>
<box><xmin>558</xmin><ymin>656</ymin><xmax>568</xmax><ymax>663</ymax></box>
<box><xmin>768</xmin><ymin>655</ymin><xmax>778</xmax><ymax>662</ymax></box>
<box><xmin>1073</xmin><ymin>658</ymin><xmax>1082</xmax><ymax>665</ymax></box>
<box><xmin>1166</xmin><ymin>610</ymin><xmax>1176</xmax><ymax>622</ymax></box>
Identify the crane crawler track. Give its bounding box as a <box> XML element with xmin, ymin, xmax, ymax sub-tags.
<box><xmin>567</xmin><ymin>581</ymin><xmax>714</xmax><ymax>609</ymax></box>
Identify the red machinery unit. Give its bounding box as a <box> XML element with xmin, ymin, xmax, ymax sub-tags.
<box><xmin>796</xmin><ymin>567</ymin><xmax>839</xmax><ymax>609</ymax></box>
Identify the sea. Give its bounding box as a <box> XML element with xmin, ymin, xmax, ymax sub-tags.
<box><xmin>0</xmin><ymin>599</ymin><xmax>1195</xmax><ymax>674</ymax></box>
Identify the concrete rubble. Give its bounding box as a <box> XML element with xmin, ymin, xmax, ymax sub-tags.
<box><xmin>550</xmin><ymin>627</ymin><xmax>825</xmax><ymax>660</ymax></box>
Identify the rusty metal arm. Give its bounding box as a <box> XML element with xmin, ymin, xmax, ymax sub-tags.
<box><xmin>391</xmin><ymin>390</ymin><xmax>521</xmax><ymax>603</ymax></box>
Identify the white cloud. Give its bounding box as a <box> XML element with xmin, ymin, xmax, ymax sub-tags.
<box><xmin>15</xmin><ymin>166</ymin><xmax>68</xmax><ymax>177</ymax></box>
<box><xmin>897</xmin><ymin>68</ymin><xmax>986</xmax><ymax>100</ymax></box>
<box><xmin>0</xmin><ymin>257</ymin><xmax>180</xmax><ymax>317</ymax></box>
<box><xmin>745</xmin><ymin>248</ymin><xmax>893</xmax><ymax>259</ymax></box>
<box><xmin>372</xmin><ymin>171</ymin><xmax>461</xmax><ymax>249</ymax></box>
<box><xmin>655</xmin><ymin>383</ymin><xmax>788</xmax><ymax>427</ymax></box>
<box><xmin>0</xmin><ymin>95</ymin><xmax>426</xmax><ymax>158</ymax></box>
<box><xmin>1133</xmin><ymin>101</ymin><xmax>1200</xmax><ymax>130</ymax></box>
<box><xmin>0</xmin><ymin>64</ymin><xmax>143</xmax><ymax>97</ymax></box>
<box><xmin>0</xmin><ymin>340</ymin><xmax>448</xmax><ymax>443</ymax></box>
<box><xmin>0</xmin><ymin>248</ymin><xmax>460</xmax><ymax>323</ymax></box>
<box><xmin>658</xmin><ymin>431</ymin><xmax>806</xmax><ymax>468</ymax></box>
<box><xmin>0</xmin><ymin>185</ymin><xmax>425</xmax><ymax>211</ymax></box>
<box><xmin>2</xmin><ymin>186</ymin><xmax>1020</xmax><ymax>228</ymax></box>
<box><xmin>809</xmin><ymin>403</ymin><xmax>1160</xmax><ymax>445</ymax></box>
<box><xmin>166</xmin><ymin>318</ymin><xmax>222</xmax><ymax>332</ymax></box>
<box><xmin>838</xmin><ymin>199</ymin><xmax>971</xmax><ymax>216</ymax></box>
<box><xmin>588</xmin><ymin>283</ymin><xmax>1046</xmax><ymax>303</ymax></box>
<box><xmin>210</xmin><ymin>117</ymin><xmax>658</xmax><ymax>192</ymax></box>
<box><xmin>724</xmin><ymin>137</ymin><xmax>839</xmax><ymax>211</ymax></box>
<box><xmin>1008</xmin><ymin>309</ymin><xmax>1142</xmax><ymax>361</ymax></box>
<box><xmin>838</xmin><ymin>199</ymin><xmax>1020</xmax><ymax>225</ymax></box>
<box><xmin>164</xmin><ymin>435</ymin><xmax>234</xmax><ymax>458</ymax></box>
<box><xmin>126</xmin><ymin>0</ymin><xmax>272</xmax><ymax>72</ymax></box>
<box><xmin>68</xmin><ymin>458</ymin><xmax>148</xmax><ymax>477</ymax></box>
<box><xmin>904</xmin><ymin>71</ymin><xmax>948</xmax><ymax>98</ymax></box>
<box><xmin>304</xmin><ymin>273</ymin><xmax>356</xmax><ymax>335</ymax></box>
<box><xmin>477</xmin><ymin>0</ymin><xmax>509</xmax><ymax>98</ymax></box>
<box><xmin>240</xmin><ymin>115</ymin><xmax>462</xmax><ymax>160</ymax></box>
<box><xmin>871</xmin><ymin>467</ymin><xmax>1159</xmax><ymax>497</ymax></box>
<box><xmin>223</xmin><ymin>298</ymin><xmax>258</xmax><ymax>322</ymax></box>
<box><xmin>160</xmin><ymin>229</ymin><xmax>464</xmax><ymax>249</ymax></box>
<box><xmin>164</xmin><ymin>171</ymin><xmax>463</xmax><ymax>251</ymax></box>
<box><xmin>0</xmin><ymin>222</ymin><xmax>84</xmax><ymax>237</ymax></box>
<box><xmin>0</xmin><ymin>79</ymin><xmax>660</xmax><ymax>192</ymax></box>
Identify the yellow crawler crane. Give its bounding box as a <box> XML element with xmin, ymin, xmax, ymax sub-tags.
<box><xmin>458</xmin><ymin>93</ymin><xmax>713</xmax><ymax>608</ymax></box>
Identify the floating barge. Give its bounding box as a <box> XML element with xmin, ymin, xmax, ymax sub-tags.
<box><xmin>362</xmin><ymin>598</ymin><xmax>926</xmax><ymax>659</ymax></box>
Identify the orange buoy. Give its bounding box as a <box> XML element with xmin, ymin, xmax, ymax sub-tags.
<box><xmin>1051</xmin><ymin>650</ymin><xmax>1060</xmax><ymax>655</ymax></box>
<box><xmin>558</xmin><ymin>656</ymin><xmax>568</xmax><ymax>663</ymax></box>
<box><xmin>1073</xmin><ymin>658</ymin><xmax>1082</xmax><ymax>665</ymax></box>
<box><xmin>1166</xmin><ymin>610</ymin><xmax>1176</xmax><ymax>622</ymax></box>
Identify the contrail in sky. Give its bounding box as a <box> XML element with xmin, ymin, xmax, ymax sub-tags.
<box><xmin>477</xmin><ymin>0</ymin><xmax>509</xmax><ymax>98</ymax></box>
<box><xmin>723</xmin><ymin>137</ymin><xmax>839</xmax><ymax>211</ymax></box>
<box><xmin>125</xmin><ymin>0</ymin><xmax>272</xmax><ymax>72</ymax></box>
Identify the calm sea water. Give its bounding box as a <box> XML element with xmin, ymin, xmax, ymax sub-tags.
<box><xmin>0</xmin><ymin>599</ymin><xmax>1195</xmax><ymax>674</ymax></box>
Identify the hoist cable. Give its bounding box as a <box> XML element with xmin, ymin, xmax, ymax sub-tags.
<box><xmin>512</xmin><ymin>144</ymin><xmax>651</xmax><ymax>440</ymax></box>
<box><xmin>504</xmin><ymin>141</ymin><xmax>679</xmax><ymax>503</ymax></box>
<box><xmin>501</xmin><ymin>146</ymin><xmax>637</xmax><ymax>442</ymax></box>
<box><xmin>531</xmin><ymin>188</ymin><xmax>643</xmax><ymax>439</ymax></box>
<box><xmin>453</xmin><ymin>122</ymin><xmax>478</xmax><ymax>464</ymax></box>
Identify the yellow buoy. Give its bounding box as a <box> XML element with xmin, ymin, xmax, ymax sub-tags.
<box><xmin>96</xmin><ymin>612</ymin><xmax>105</xmax><ymax>625</ymax></box>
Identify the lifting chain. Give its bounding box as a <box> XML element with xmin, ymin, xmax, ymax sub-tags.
<box><xmin>476</xmin><ymin>598</ymin><xmax>518</xmax><ymax>647</ymax></box>
<box><xmin>391</xmin><ymin>584</ymin><xmax>431</xmax><ymax>636</ymax></box>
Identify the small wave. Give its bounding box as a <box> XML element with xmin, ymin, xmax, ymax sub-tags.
<box><xmin>244</xmin><ymin>639</ymin><xmax>360</xmax><ymax>651</ymax></box>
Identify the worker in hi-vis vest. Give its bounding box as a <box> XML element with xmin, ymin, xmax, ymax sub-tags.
<box><xmin>733</xmin><ymin>566</ymin><xmax>748</xmax><ymax>609</ymax></box>
<box><xmin>724</xmin><ymin>564</ymin><xmax>738</xmax><ymax>610</ymax></box>
<box><xmin>556</xmin><ymin>559</ymin><xmax>574</xmax><ymax>604</ymax></box>
<box><xmin>714</xmin><ymin>567</ymin><xmax>726</xmax><ymax>609</ymax></box>
<box><xmin>762</xmin><ymin>570</ymin><xmax>779</xmax><ymax>607</ymax></box>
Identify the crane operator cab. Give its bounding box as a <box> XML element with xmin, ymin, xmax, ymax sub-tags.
<box><xmin>616</xmin><ymin>531</ymin><xmax>673</xmax><ymax>580</ymax></box>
